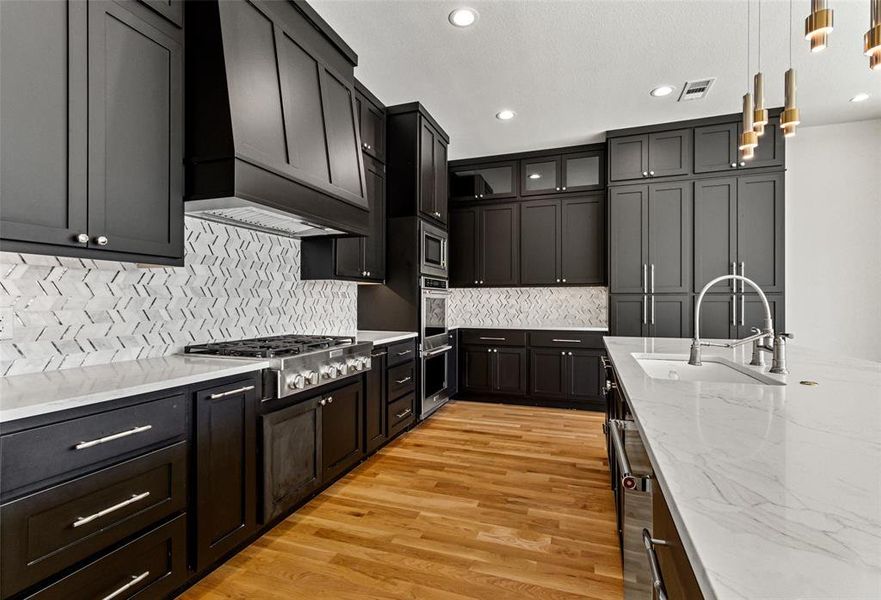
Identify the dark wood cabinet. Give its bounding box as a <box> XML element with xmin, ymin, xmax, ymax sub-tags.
<box><xmin>609</xmin><ymin>185</ymin><xmax>648</xmax><ymax>294</ymax></box>
<box><xmin>463</xmin><ymin>347</ymin><xmax>495</xmax><ymax>393</ymax></box>
<box><xmin>355</xmin><ymin>80</ymin><xmax>385</xmax><ymax>162</ymax></box>
<box><xmin>364</xmin><ymin>350</ymin><xmax>387</xmax><ymax>454</ymax></box>
<box><xmin>194</xmin><ymin>379</ymin><xmax>258</xmax><ymax>572</ymax></box>
<box><xmin>462</xmin><ymin>346</ymin><xmax>526</xmax><ymax>395</ymax></box>
<box><xmin>520</xmin><ymin>199</ymin><xmax>561</xmax><ymax>285</ymax></box>
<box><xmin>698</xmin><ymin>293</ymin><xmax>785</xmax><ymax>339</ymax></box>
<box><xmin>562</xmin><ymin>151</ymin><xmax>604</xmax><ymax>192</ymax></box>
<box><xmin>653</xmin><ymin>480</ymin><xmax>705</xmax><ymax>600</ymax></box>
<box><xmin>450</xmin><ymin>206</ymin><xmax>480</xmax><ymax>287</ymax></box>
<box><xmin>530</xmin><ymin>349</ymin><xmax>569</xmax><ymax>399</ymax></box>
<box><xmin>450</xmin><ymin>161</ymin><xmax>518</xmax><ymax>201</ymax></box>
<box><xmin>694</xmin><ymin>118</ymin><xmax>784</xmax><ymax>174</ymax></box>
<box><xmin>609</xmin><ymin>295</ymin><xmax>647</xmax><ymax>337</ymax></box>
<box><xmin>1</xmin><ymin>0</ymin><xmax>183</xmax><ymax>265</ymax></box>
<box><xmin>480</xmin><ymin>203</ymin><xmax>520</xmax><ymax>286</ymax></box>
<box><xmin>321</xmin><ymin>381</ymin><xmax>364</xmax><ymax>483</ymax></box>
<box><xmin>568</xmin><ymin>350</ymin><xmax>604</xmax><ymax>404</ymax></box>
<box><xmin>521</xmin><ymin>156</ymin><xmax>562</xmax><ymax>195</ymax></box>
<box><xmin>609</xmin><ymin>129</ymin><xmax>691</xmax><ymax>181</ymax></box>
<box><xmin>609</xmin><ymin>294</ymin><xmax>691</xmax><ymax>338</ymax></box>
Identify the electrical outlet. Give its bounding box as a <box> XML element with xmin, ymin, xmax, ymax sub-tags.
<box><xmin>0</xmin><ymin>308</ymin><xmax>13</xmax><ymax>341</ymax></box>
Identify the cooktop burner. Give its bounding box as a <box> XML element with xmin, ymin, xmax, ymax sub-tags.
<box><xmin>184</xmin><ymin>334</ymin><xmax>356</xmax><ymax>359</ymax></box>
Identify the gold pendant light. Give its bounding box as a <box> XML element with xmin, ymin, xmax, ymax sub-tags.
<box><xmin>805</xmin><ymin>0</ymin><xmax>833</xmax><ymax>52</ymax></box>
<box><xmin>781</xmin><ymin>68</ymin><xmax>800</xmax><ymax>138</ymax></box>
<box><xmin>753</xmin><ymin>0</ymin><xmax>767</xmax><ymax>137</ymax></box>
<box><xmin>865</xmin><ymin>0</ymin><xmax>881</xmax><ymax>70</ymax></box>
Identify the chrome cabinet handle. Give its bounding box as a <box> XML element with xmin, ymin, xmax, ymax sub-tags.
<box><xmin>730</xmin><ymin>162</ymin><xmax>737</xmax><ymax>168</ymax></box>
<box><xmin>643</xmin><ymin>264</ymin><xmax>648</xmax><ymax>293</ymax></box>
<box><xmin>642</xmin><ymin>171</ymin><xmax>648</xmax><ymax>177</ymax></box>
<box><xmin>371</xmin><ymin>351</ymin><xmax>388</xmax><ymax>358</ymax></box>
<box><xmin>642</xmin><ymin>529</ymin><xmax>670</xmax><ymax>600</ymax></box>
<box><xmin>556</xmin><ymin>278</ymin><xmax>561</xmax><ymax>283</ymax></box>
<box><xmin>76</xmin><ymin>233</ymin><xmax>89</xmax><ymax>244</ymax></box>
<box><xmin>396</xmin><ymin>349</ymin><xmax>412</xmax><ymax>356</ymax></box>
<box><xmin>650</xmin><ymin>264</ymin><xmax>655</xmax><ymax>293</ymax></box>
<box><xmin>75</xmin><ymin>425</ymin><xmax>152</xmax><ymax>450</ymax></box>
<box><xmin>552</xmin><ymin>338</ymin><xmax>582</xmax><ymax>343</ymax></box>
<box><xmin>567</xmin><ymin>352</ymin><xmax>573</xmax><ymax>356</ymax></box>
<box><xmin>96</xmin><ymin>235</ymin><xmax>109</xmax><ymax>246</ymax></box>
<box><xmin>609</xmin><ymin>419</ymin><xmax>652</xmax><ymax>492</ymax></box>
<box><xmin>101</xmin><ymin>571</ymin><xmax>151</xmax><ymax>600</ymax></box>
<box><xmin>209</xmin><ymin>385</ymin><xmax>255</xmax><ymax>399</ymax></box>
<box><xmin>493</xmin><ymin>349</ymin><xmax>498</xmax><ymax>353</ymax></box>
<box><xmin>487</xmin><ymin>348</ymin><xmax>492</xmax><ymax>353</ymax></box>
<box><xmin>395</xmin><ymin>408</ymin><xmax>412</xmax><ymax>419</ymax></box>
<box><xmin>73</xmin><ymin>492</ymin><xmax>151</xmax><ymax>528</ymax></box>
<box><xmin>651</xmin><ymin>296</ymin><xmax>655</xmax><ymax>325</ymax></box>
<box><xmin>327</xmin><ymin>396</ymin><xmax>333</xmax><ymax>404</ymax></box>
<box><xmin>319</xmin><ymin>398</ymin><xmax>327</xmax><ymax>406</ymax></box>
<box><xmin>395</xmin><ymin>376</ymin><xmax>412</xmax><ymax>384</ymax></box>
<box><xmin>731</xmin><ymin>294</ymin><xmax>737</xmax><ymax>325</ymax></box>
<box><xmin>649</xmin><ymin>170</ymin><xmax>655</xmax><ymax>176</ymax></box>
<box><xmin>643</xmin><ymin>295</ymin><xmax>647</xmax><ymax>324</ymax></box>
<box><xmin>479</xmin><ymin>336</ymin><xmax>506</xmax><ymax>341</ymax></box>
<box><xmin>561</xmin><ymin>351</ymin><xmax>566</xmax><ymax>355</ymax></box>
<box><xmin>479</xmin><ymin>280</ymin><xmax>484</xmax><ymax>284</ymax></box>
<box><xmin>473</xmin><ymin>280</ymin><xmax>478</xmax><ymax>284</ymax></box>
<box><xmin>562</xmin><ymin>278</ymin><xmax>567</xmax><ymax>283</ymax></box>
<box><xmin>562</xmin><ymin>186</ymin><xmax>567</xmax><ymax>190</ymax></box>
<box><xmin>739</xmin><ymin>261</ymin><xmax>745</xmax><ymax>293</ymax></box>
<box><xmin>740</xmin><ymin>294</ymin><xmax>745</xmax><ymax>327</ymax></box>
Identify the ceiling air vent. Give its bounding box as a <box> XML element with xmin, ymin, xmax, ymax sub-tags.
<box><xmin>678</xmin><ymin>78</ymin><xmax>716</xmax><ymax>102</ymax></box>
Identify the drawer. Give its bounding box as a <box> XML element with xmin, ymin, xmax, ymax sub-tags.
<box><xmin>528</xmin><ymin>330</ymin><xmax>605</xmax><ymax>349</ymax></box>
<box><xmin>387</xmin><ymin>393</ymin><xmax>415</xmax><ymax>437</ymax></box>
<box><xmin>23</xmin><ymin>513</ymin><xmax>187</xmax><ymax>600</ymax></box>
<box><xmin>387</xmin><ymin>361</ymin><xmax>415</xmax><ymax>399</ymax></box>
<box><xmin>460</xmin><ymin>329</ymin><xmax>526</xmax><ymax>347</ymax></box>
<box><xmin>386</xmin><ymin>339</ymin><xmax>416</xmax><ymax>367</ymax></box>
<box><xmin>1</xmin><ymin>394</ymin><xmax>187</xmax><ymax>499</ymax></box>
<box><xmin>1</xmin><ymin>442</ymin><xmax>187</xmax><ymax>598</ymax></box>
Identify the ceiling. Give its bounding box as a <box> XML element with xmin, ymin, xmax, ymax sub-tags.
<box><xmin>310</xmin><ymin>0</ymin><xmax>881</xmax><ymax>160</ymax></box>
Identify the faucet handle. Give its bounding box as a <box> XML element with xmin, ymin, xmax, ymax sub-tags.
<box><xmin>777</xmin><ymin>332</ymin><xmax>794</xmax><ymax>340</ymax></box>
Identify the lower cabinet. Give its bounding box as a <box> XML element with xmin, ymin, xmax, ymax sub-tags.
<box><xmin>363</xmin><ymin>342</ymin><xmax>417</xmax><ymax>456</ymax></box>
<box><xmin>364</xmin><ymin>349</ymin><xmax>387</xmax><ymax>454</ymax></box>
<box><xmin>462</xmin><ymin>346</ymin><xmax>527</xmax><ymax>395</ymax></box>
<box><xmin>653</xmin><ymin>483</ymin><xmax>705</xmax><ymax>599</ymax></box>
<box><xmin>194</xmin><ymin>379</ymin><xmax>258</xmax><ymax>572</ymax></box>
<box><xmin>609</xmin><ymin>294</ymin><xmax>692</xmax><ymax>338</ymax></box>
<box><xmin>321</xmin><ymin>381</ymin><xmax>364</xmax><ymax>483</ymax></box>
<box><xmin>529</xmin><ymin>349</ymin><xmax>604</xmax><ymax>407</ymax></box>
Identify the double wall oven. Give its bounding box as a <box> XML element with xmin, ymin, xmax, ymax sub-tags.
<box><xmin>419</xmin><ymin>272</ymin><xmax>451</xmax><ymax>418</ymax></box>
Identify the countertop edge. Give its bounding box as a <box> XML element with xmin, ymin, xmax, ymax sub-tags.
<box><xmin>449</xmin><ymin>325</ymin><xmax>608</xmax><ymax>332</ymax></box>
<box><xmin>355</xmin><ymin>331</ymin><xmax>419</xmax><ymax>346</ymax></box>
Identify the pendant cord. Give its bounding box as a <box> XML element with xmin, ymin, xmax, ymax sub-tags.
<box><xmin>746</xmin><ymin>0</ymin><xmax>751</xmax><ymax>89</ymax></box>
<box><xmin>757</xmin><ymin>0</ymin><xmax>762</xmax><ymax>69</ymax></box>
<box><xmin>788</xmin><ymin>0</ymin><xmax>793</xmax><ymax>67</ymax></box>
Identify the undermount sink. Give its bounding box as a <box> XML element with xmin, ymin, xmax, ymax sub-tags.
<box><xmin>633</xmin><ymin>353</ymin><xmax>785</xmax><ymax>386</ymax></box>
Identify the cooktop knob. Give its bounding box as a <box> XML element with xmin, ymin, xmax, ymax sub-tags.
<box><xmin>303</xmin><ymin>370</ymin><xmax>318</xmax><ymax>385</ymax></box>
<box><xmin>326</xmin><ymin>364</ymin><xmax>340</xmax><ymax>379</ymax></box>
<box><xmin>287</xmin><ymin>373</ymin><xmax>305</xmax><ymax>390</ymax></box>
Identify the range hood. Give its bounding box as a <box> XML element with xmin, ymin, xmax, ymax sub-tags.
<box><xmin>184</xmin><ymin>0</ymin><xmax>369</xmax><ymax>238</ymax></box>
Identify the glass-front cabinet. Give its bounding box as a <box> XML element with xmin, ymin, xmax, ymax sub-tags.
<box><xmin>521</xmin><ymin>157</ymin><xmax>561</xmax><ymax>196</ymax></box>
<box><xmin>449</xmin><ymin>161</ymin><xmax>517</xmax><ymax>201</ymax></box>
<box><xmin>562</xmin><ymin>150</ymin><xmax>603</xmax><ymax>192</ymax></box>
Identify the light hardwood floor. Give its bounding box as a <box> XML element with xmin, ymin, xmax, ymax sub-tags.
<box><xmin>181</xmin><ymin>401</ymin><xmax>622</xmax><ymax>600</ymax></box>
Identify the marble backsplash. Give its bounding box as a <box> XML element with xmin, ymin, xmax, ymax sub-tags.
<box><xmin>0</xmin><ymin>217</ymin><xmax>357</xmax><ymax>376</ymax></box>
<box><xmin>449</xmin><ymin>286</ymin><xmax>608</xmax><ymax>329</ymax></box>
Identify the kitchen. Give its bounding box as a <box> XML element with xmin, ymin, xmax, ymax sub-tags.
<box><xmin>0</xmin><ymin>0</ymin><xmax>879</xmax><ymax>599</ymax></box>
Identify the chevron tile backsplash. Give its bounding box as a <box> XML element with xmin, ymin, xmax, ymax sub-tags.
<box><xmin>0</xmin><ymin>217</ymin><xmax>357</xmax><ymax>376</ymax></box>
<box><xmin>449</xmin><ymin>287</ymin><xmax>608</xmax><ymax>329</ymax></box>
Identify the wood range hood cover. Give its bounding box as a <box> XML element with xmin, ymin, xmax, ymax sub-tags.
<box><xmin>184</xmin><ymin>0</ymin><xmax>369</xmax><ymax>237</ymax></box>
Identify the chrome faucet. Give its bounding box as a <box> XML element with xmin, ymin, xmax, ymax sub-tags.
<box><xmin>690</xmin><ymin>274</ymin><xmax>792</xmax><ymax>374</ymax></box>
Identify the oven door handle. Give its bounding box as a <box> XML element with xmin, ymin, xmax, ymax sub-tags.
<box><xmin>421</xmin><ymin>344</ymin><xmax>452</xmax><ymax>358</ymax></box>
<box><xmin>609</xmin><ymin>419</ymin><xmax>652</xmax><ymax>492</ymax></box>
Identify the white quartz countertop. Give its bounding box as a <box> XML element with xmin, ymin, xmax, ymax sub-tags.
<box><xmin>0</xmin><ymin>355</ymin><xmax>269</xmax><ymax>424</ymax></box>
<box><xmin>355</xmin><ymin>330</ymin><xmax>418</xmax><ymax>346</ymax></box>
<box><xmin>450</xmin><ymin>325</ymin><xmax>608</xmax><ymax>332</ymax></box>
<box><xmin>603</xmin><ymin>337</ymin><xmax>881</xmax><ymax>600</ymax></box>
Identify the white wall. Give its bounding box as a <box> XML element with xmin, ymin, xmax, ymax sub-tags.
<box><xmin>786</xmin><ymin>119</ymin><xmax>881</xmax><ymax>362</ymax></box>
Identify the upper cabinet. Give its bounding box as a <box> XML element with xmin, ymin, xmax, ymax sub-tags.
<box><xmin>608</xmin><ymin>129</ymin><xmax>691</xmax><ymax>181</ymax></box>
<box><xmin>0</xmin><ymin>0</ymin><xmax>184</xmax><ymax>265</ymax></box>
<box><xmin>450</xmin><ymin>161</ymin><xmax>518</xmax><ymax>201</ymax></box>
<box><xmin>386</xmin><ymin>103</ymin><xmax>450</xmax><ymax>226</ymax></box>
<box><xmin>355</xmin><ymin>80</ymin><xmax>385</xmax><ymax>162</ymax></box>
<box><xmin>694</xmin><ymin>118</ymin><xmax>784</xmax><ymax>173</ymax></box>
<box><xmin>449</xmin><ymin>204</ymin><xmax>520</xmax><ymax>287</ymax></box>
<box><xmin>520</xmin><ymin>150</ymin><xmax>604</xmax><ymax>196</ymax></box>
<box><xmin>521</xmin><ymin>156</ymin><xmax>562</xmax><ymax>196</ymax></box>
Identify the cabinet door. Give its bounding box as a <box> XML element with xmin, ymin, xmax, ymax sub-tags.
<box><xmin>87</xmin><ymin>1</ymin><xmax>183</xmax><ymax>258</ymax></box>
<box><xmin>520</xmin><ymin>199</ymin><xmax>561</xmax><ymax>285</ymax></box>
<box><xmin>609</xmin><ymin>135</ymin><xmax>648</xmax><ymax>182</ymax></box>
<box><xmin>449</xmin><ymin>206</ymin><xmax>479</xmax><ymax>287</ymax></box>
<box><xmin>359</xmin><ymin>96</ymin><xmax>385</xmax><ymax>161</ymax></box>
<box><xmin>365</xmin><ymin>351</ymin><xmax>387</xmax><ymax>454</ymax></box>
<box><xmin>322</xmin><ymin>381</ymin><xmax>364</xmax><ymax>482</ymax></box>
<box><xmin>195</xmin><ymin>380</ymin><xmax>258</xmax><ymax>571</ymax></box>
<box><xmin>694</xmin><ymin>123</ymin><xmax>739</xmax><ymax>173</ymax></box>
<box><xmin>335</xmin><ymin>236</ymin><xmax>364</xmax><ymax>279</ymax></box>
<box><xmin>561</xmin><ymin>151</ymin><xmax>604</xmax><ymax>192</ymax></box>
<box><xmin>609</xmin><ymin>186</ymin><xmax>648</xmax><ymax>293</ymax></box>
<box><xmin>649</xmin><ymin>295</ymin><xmax>692</xmax><ymax>338</ymax></box>
<box><xmin>463</xmin><ymin>347</ymin><xmax>494</xmax><ymax>393</ymax></box>
<box><xmin>568</xmin><ymin>350</ymin><xmax>603</xmax><ymax>405</ymax></box>
<box><xmin>261</xmin><ymin>395</ymin><xmax>322</xmax><ymax>522</ymax></box>
<box><xmin>737</xmin><ymin>173</ymin><xmax>784</xmax><ymax>292</ymax></box>
<box><xmin>648</xmin><ymin>129</ymin><xmax>691</xmax><ymax>178</ymax></box>
<box><xmin>419</xmin><ymin>120</ymin><xmax>436</xmax><ymax>219</ymax></box>
<box><xmin>736</xmin><ymin>293</ymin><xmax>785</xmax><ymax>338</ymax></box>
<box><xmin>697</xmin><ymin>294</ymin><xmax>737</xmax><ymax>340</ymax></box>
<box><xmin>320</xmin><ymin>68</ymin><xmax>365</xmax><ymax>200</ymax></box>
<box><xmin>0</xmin><ymin>0</ymin><xmax>88</xmax><ymax>249</ymax></box>
<box><xmin>609</xmin><ymin>295</ymin><xmax>648</xmax><ymax>337</ymax></box>
<box><xmin>694</xmin><ymin>178</ymin><xmax>737</xmax><ymax>293</ymax></box>
<box><xmin>561</xmin><ymin>194</ymin><xmax>605</xmax><ymax>284</ymax></box>
<box><xmin>450</xmin><ymin>162</ymin><xmax>517</xmax><ymax>201</ymax></box>
<box><xmin>648</xmin><ymin>181</ymin><xmax>691</xmax><ymax>293</ymax></box>
<box><xmin>494</xmin><ymin>348</ymin><xmax>527</xmax><ymax>395</ymax></box>
<box><xmin>741</xmin><ymin>116</ymin><xmax>784</xmax><ymax>169</ymax></box>
<box><xmin>521</xmin><ymin>156</ymin><xmax>562</xmax><ymax>195</ymax></box>
<box><xmin>529</xmin><ymin>349</ymin><xmax>568</xmax><ymax>399</ymax></box>
<box><xmin>362</xmin><ymin>156</ymin><xmax>386</xmax><ymax>279</ymax></box>
<box><xmin>433</xmin><ymin>136</ymin><xmax>448</xmax><ymax>224</ymax></box>
<box><xmin>480</xmin><ymin>203</ymin><xmax>520</xmax><ymax>286</ymax></box>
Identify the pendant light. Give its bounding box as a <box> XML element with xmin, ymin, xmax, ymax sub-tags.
<box><xmin>753</xmin><ymin>0</ymin><xmax>768</xmax><ymax>137</ymax></box>
<box><xmin>781</xmin><ymin>0</ymin><xmax>800</xmax><ymax>137</ymax></box>
<box><xmin>740</xmin><ymin>0</ymin><xmax>757</xmax><ymax>159</ymax></box>
<box><xmin>865</xmin><ymin>0</ymin><xmax>881</xmax><ymax>70</ymax></box>
<box><xmin>805</xmin><ymin>0</ymin><xmax>833</xmax><ymax>52</ymax></box>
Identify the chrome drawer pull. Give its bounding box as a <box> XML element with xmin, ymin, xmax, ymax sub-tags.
<box><xmin>642</xmin><ymin>529</ymin><xmax>670</xmax><ymax>600</ymax></box>
<box><xmin>394</xmin><ymin>376</ymin><xmax>412</xmax><ymax>384</ymax></box>
<box><xmin>479</xmin><ymin>336</ymin><xmax>506</xmax><ymax>341</ymax></box>
<box><xmin>75</xmin><ymin>425</ymin><xmax>152</xmax><ymax>450</ymax></box>
<box><xmin>209</xmin><ymin>385</ymin><xmax>255</xmax><ymax>399</ymax></box>
<box><xmin>395</xmin><ymin>408</ymin><xmax>412</xmax><ymax>419</ymax></box>
<box><xmin>608</xmin><ymin>419</ymin><xmax>652</xmax><ymax>492</ymax></box>
<box><xmin>371</xmin><ymin>351</ymin><xmax>388</xmax><ymax>358</ymax></box>
<box><xmin>72</xmin><ymin>492</ymin><xmax>151</xmax><ymax>528</ymax></box>
<box><xmin>101</xmin><ymin>571</ymin><xmax>150</xmax><ymax>600</ymax></box>
<box><xmin>395</xmin><ymin>349</ymin><xmax>412</xmax><ymax>356</ymax></box>
<box><xmin>551</xmin><ymin>338</ymin><xmax>582</xmax><ymax>343</ymax></box>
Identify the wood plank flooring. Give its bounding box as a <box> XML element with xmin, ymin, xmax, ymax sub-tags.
<box><xmin>181</xmin><ymin>401</ymin><xmax>622</xmax><ymax>600</ymax></box>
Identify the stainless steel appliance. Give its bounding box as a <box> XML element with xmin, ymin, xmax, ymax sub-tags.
<box><xmin>419</xmin><ymin>277</ymin><xmax>452</xmax><ymax>418</ymax></box>
<box><xmin>185</xmin><ymin>334</ymin><xmax>372</xmax><ymax>400</ymax></box>
<box><xmin>419</xmin><ymin>219</ymin><xmax>448</xmax><ymax>279</ymax></box>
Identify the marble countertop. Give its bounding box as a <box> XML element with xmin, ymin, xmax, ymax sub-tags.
<box><xmin>604</xmin><ymin>337</ymin><xmax>881</xmax><ymax>600</ymax></box>
<box><xmin>355</xmin><ymin>330</ymin><xmax>418</xmax><ymax>346</ymax></box>
<box><xmin>0</xmin><ymin>355</ymin><xmax>270</xmax><ymax>424</ymax></box>
<box><xmin>450</xmin><ymin>325</ymin><xmax>608</xmax><ymax>332</ymax></box>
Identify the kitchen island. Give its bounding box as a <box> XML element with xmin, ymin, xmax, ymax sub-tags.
<box><xmin>604</xmin><ymin>336</ymin><xmax>881</xmax><ymax>600</ymax></box>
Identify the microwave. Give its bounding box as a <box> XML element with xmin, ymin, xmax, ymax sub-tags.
<box><xmin>419</xmin><ymin>219</ymin><xmax>447</xmax><ymax>279</ymax></box>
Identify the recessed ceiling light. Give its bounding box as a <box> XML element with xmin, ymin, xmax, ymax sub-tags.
<box><xmin>650</xmin><ymin>85</ymin><xmax>675</xmax><ymax>97</ymax></box>
<box><xmin>528</xmin><ymin>173</ymin><xmax>541</xmax><ymax>180</ymax></box>
<box><xmin>496</xmin><ymin>110</ymin><xmax>516</xmax><ymax>121</ymax></box>
<box><xmin>449</xmin><ymin>8</ymin><xmax>478</xmax><ymax>28</ymax></box>
<box><xmin>850</xmin><ymin>92</ymin><xmax>870</xmax><ymax>103</ymax></box>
